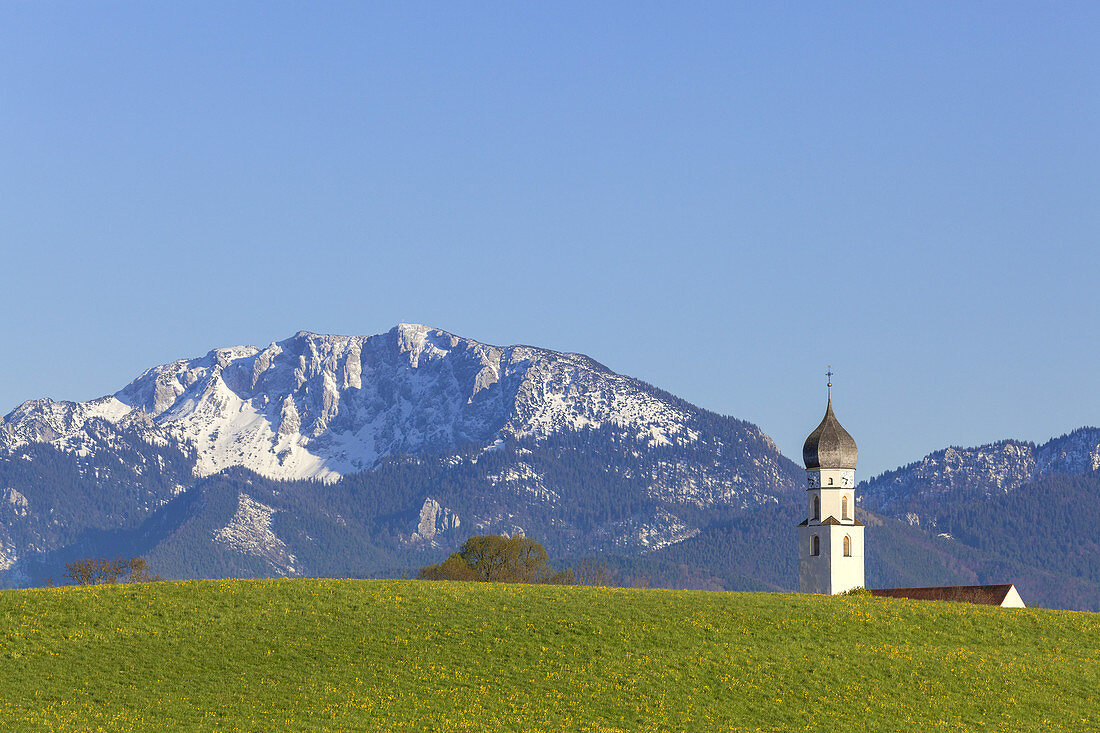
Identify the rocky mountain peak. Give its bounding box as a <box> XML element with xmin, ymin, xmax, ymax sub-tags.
<box><xmin>0</xmin><ymin>326</ymin><xmax>733</xmax><ymax>482</ymax></box>
<box><xmin>859</xmin><ymin>427</ymin><xmax>1100</xmax><ymax>526</ymax></box>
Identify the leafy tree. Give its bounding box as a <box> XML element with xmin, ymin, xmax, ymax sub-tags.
<box><xmin>419</xmin><ymin>535</ymin><xmax>573</xmax><ymax>584</ymax></box>
<box><xmin>418</xmin><ymin>553</ymin><xmax>479</xmax><ymax>581</ymax></box>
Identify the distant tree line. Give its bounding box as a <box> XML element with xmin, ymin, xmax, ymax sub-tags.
<box><xmin>62</xmin><ymin>557</ymin><xmax>162</xmax><ymax>585</ymax></box>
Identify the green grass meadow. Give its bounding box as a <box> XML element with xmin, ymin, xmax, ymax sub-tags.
<box><xmin>0</xmin><ymin>579</ymin><xmax>1096</xmax><ymax>731</ymax></box>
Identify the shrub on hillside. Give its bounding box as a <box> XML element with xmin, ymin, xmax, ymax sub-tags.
<box><xmin>840</xmin><ymin>586</ymin><xmax>870</xmax><ymax>596</ymax></box>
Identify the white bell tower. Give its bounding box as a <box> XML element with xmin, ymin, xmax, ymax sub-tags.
<box><xmin>798</xmin><ymin>370</ymin><xmax>864</xmax><ymax>594</ymax></box>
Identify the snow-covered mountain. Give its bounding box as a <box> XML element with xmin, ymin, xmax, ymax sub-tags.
<box><xmin>1</xmin><ymin>324</ymin><xmax>711</xmax><ymax>481</ymax></box>
<box><xmin>859</xmin><ymin>427</ymin><xmax>1100</xmax><ymax>527</ymax></box>
<box><xmin>0</xmin><ymin>325</ymin><xmax>801</xmax><ymax>585</ymax></box>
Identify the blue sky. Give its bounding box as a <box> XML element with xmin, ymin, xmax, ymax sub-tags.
<box><xmin>2</xmin><ymin>3</ymin><xmax>1098</xmax><ymax>477</ymax></box>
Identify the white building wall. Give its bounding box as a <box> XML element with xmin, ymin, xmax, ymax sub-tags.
<box><xmin>828</xmin><ymin>524</ymin><xmax>864</xmax><ymax>594</ymax></box>
<box><xmin>1001</xmin><ymin>586</ymin><xmax>1026</xmax><ymax>608</ymax></box>
<box><xmin>798</xmin><ymin>508</ymin><xmax>864</xmax><ymax>594</ymax></box>
<box><xmin>805</xmin><ymin>468</ymin><xmax>856</xmax><ymax>522</ymax></box>
<box><xmin>814</xmin><ymin>489</ymin><xmax>853</xmax><ymax>523</ymax></box>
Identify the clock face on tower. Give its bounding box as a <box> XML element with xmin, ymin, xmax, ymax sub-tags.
<box><xmin>806</xmin><ymin>470</ymin><xmax>854</xmax><ymax>489</ymax></box>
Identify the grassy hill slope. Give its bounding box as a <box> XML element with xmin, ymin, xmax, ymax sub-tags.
<box><xmin>1</xmin><ymin>579</ymin><xmax>1097</xmax><ymax>731</ymax></box>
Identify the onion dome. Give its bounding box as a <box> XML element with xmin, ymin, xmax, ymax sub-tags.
<box><xmin>803</xmin><ymin>396</ymin><xmax>858</xmax><ymax>469</ymax></box>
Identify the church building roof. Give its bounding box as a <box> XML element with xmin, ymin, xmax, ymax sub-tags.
<box><xmin>802</xmin><ymin>396</ymin><xmax>858</xmax><ymax>469</ymax></box>
<box><xmin>797</xmin><ymin>517</ymin><xmax>864</xmax><ymax>527</ymax></box>
<box><xmin>869</xmin><ymin>584</ymin><xmax>1025</xmax><ymax>608</ymax></box>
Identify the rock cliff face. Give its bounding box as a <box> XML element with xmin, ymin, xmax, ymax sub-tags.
<box><xmin>409</xmin><ymin>497</ymin><xmax>461</xmax><ymax>545</ymax></box>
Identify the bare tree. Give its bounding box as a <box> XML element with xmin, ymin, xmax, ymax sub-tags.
<box><xmin>572</xmin><ymin>559</ymin><xmax>614</xmax><ymax>587</ymax></box>
<box><xmin>63</xmin><ymin>557</ymin><xmax>162</xmax><ymax>585</ymax></box>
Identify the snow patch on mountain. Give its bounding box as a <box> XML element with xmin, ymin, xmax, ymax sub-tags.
<box><xmin>1</xmin><ymin>396</ymin><xmax>143</xmax><ymax>451</ymax></box>
<box><xmin>1036</xmin><ymin>428</ymin><xmax>1100</xmax><ymax>474</ymax></box>
<box><xmin>486</xmin><ymin>462</ymin><xmax>559</xmax><ymax>503</ymax></box>
<box><xmin>213</xmin><ymin>493</ymin><xmax>297</xmax><ymax>575</ymax></box>
<box><xmin>593</xmin><ymin>509</ymin><xmax>700</xmax><ymax>554</ymax></box>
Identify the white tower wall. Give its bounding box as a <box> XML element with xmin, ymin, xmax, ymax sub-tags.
<box><xmin>797</xmin><ymin>393</ymin><xmax>864</xmax><ymax>595</ymax></box>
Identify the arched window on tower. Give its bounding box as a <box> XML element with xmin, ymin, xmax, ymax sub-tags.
<box><xmin>813</xmin><ymin>496</ymin><xmax>820</xmax><ymax>521</ymax></box>
<box><xmin>842</xmin><ymin>495</ymin><xmax>849</xmax><ymax>520</ymax></box>
<box><xmin>812</xmin><ymin>535</ymin><xmax>820</xmax><ymax>556</ymax></box>
<box><xmin>828</xmin><ymin>477</ymin><xmax>834</xmax><ymax>486</ymax></box>
<box><xmin>843</xmin><ymin>535</ymin><xmax>852</xmax><ymax>557</ymax></box>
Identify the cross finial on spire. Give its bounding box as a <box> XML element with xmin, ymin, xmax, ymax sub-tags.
<box><xmin>826</xmin><ymin>365</ymin><xmax>833</xmax><ymax>398</ymax></box>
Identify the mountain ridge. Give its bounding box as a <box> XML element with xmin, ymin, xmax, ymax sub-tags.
<box><xmin>2</xmin><ymin>324</ymin><xmax>718</xmax><ymax>481</ymax></box>
<box><xmin>859</xmin><ymin>426</ymin><xmax>1100</xmax><ymax>528</ymax></box>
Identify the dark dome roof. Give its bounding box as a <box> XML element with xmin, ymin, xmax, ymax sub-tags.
<box><xmin>803</xmin><ymin>397</ymin><xmax>858</xmax><ymax>469</ymax></box>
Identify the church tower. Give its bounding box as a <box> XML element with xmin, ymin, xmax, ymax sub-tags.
<box><xmin>798</xmin><ymin>374</ymin><xmax>864</xmax><ymax>594</ymax></box>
